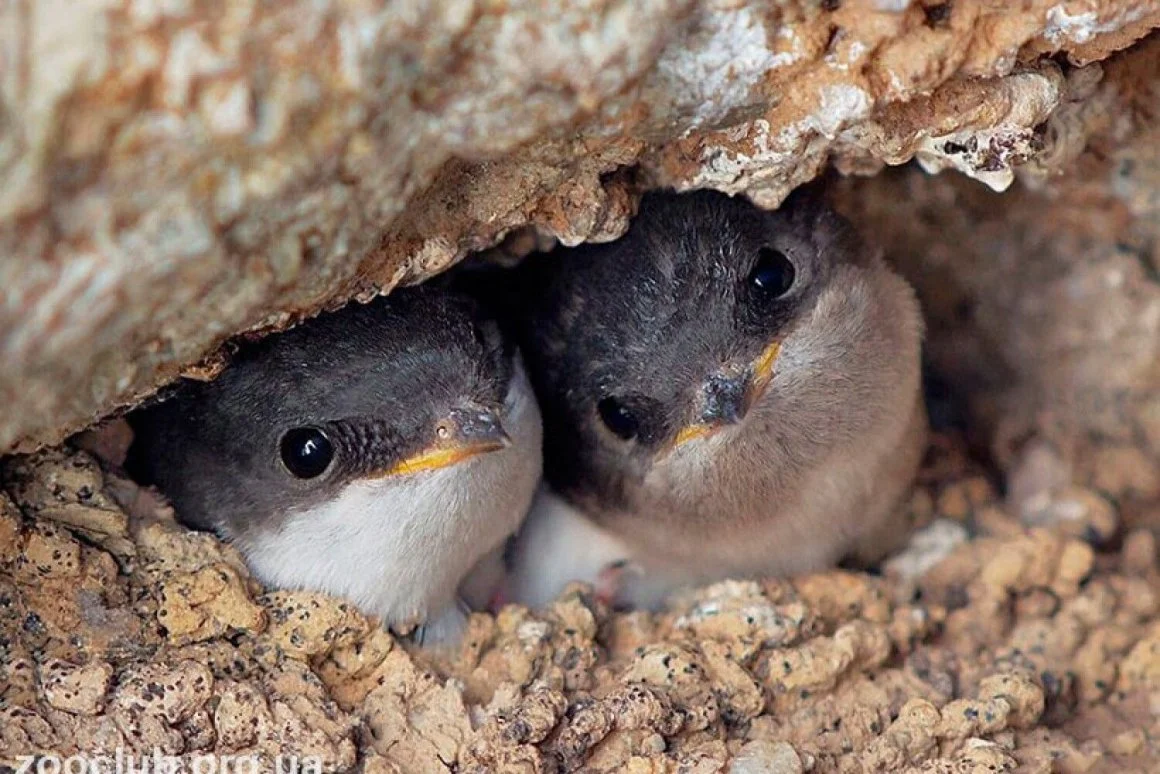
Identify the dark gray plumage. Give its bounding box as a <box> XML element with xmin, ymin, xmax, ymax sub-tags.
<box><xmin>505</xmin><ymin>188</ymin><xmax>927</xmax><ymax>608</ymax></box>
<box><xmin>128</xmin><ymin>285</ymin><xmax>543</xmax><ymax>641</ymax></box>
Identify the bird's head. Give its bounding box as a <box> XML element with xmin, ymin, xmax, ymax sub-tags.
<box><xmin>127</xmin><ymin>284</ymin><xmax>519</xmax><ymax>540</ymax></box>
<box><xmin>519</xmin><ymin>187</ymin><xmax>922</xmax><ymax>514</ymax></box>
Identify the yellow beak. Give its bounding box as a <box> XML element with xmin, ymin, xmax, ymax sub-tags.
<box><xmin>669</xmin><ymin>340</ymin><xmax>782</xmax><ymax>450</ymax></box>
<box><xmin>381</xmin><ymin>440</ymin><xmax>507</xmax><ymax>477</ymax></box>
<box><xmin>674</xmin><ymin>422</ymin><xmax>714</xmax><ymax>447</ymax></box>
<box><xmin>370</xmin><ymin>406</ymin><xmax>510</xmax><ymax>478</ymax></box>
<box><xmin>749</xmin><ymin>339</ymin><xmax>781</xmax><ymax>399</ymax></box>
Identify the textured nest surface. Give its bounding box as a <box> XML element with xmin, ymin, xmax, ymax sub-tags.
<box><xmin>0</xmin><ymin>427</ymin><xmax>1158</xmax><ymax>772</ymax></box>
<box><xmin>3</xmin><ymin>3</ymin><xmax>1160</xmax><ymax>773</ymax></box>
<box><xmin>4</xmin><ymin>0</ymin><xmax>1160</xmax><ymax>454</ymax></box>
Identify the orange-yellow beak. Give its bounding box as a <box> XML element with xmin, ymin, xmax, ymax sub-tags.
<box><xmin>670</xmin><ymin>340</ymin><xmax>781</xmax><ymax>450</ymax></box>
<box><xmin>748</xmin><ymin>339</ymin><xmax>782</xmax><ymax>400</ymax></box>
<box><xmin>373</xmin><ymin>407</ymin><xmax>510</xmax><ymax>478</ymax></box>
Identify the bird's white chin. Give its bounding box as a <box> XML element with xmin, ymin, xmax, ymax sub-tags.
<box><xmin>236</xmin><ymin>358</ymin><xmax>543</xmax><ymax>634</ymax></box>
<box><xmin>649</xmin><ymin>419</ymin><xmax>744</xmax><ymax>485</ymax></box>
<box><xmin>235</xmin><ymin>469</ymin><xmax>483</xmax><ymax>624</ymax></box>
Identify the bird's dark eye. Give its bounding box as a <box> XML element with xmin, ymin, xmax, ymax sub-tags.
<box><xmin>279</xmin><ymin>427</ymin><xmax>334</xmax><ymax>479</ymax></box>
<box><xmin>749</xmin><ymin>248</ymin><xmax>796</xmax><ymax>298</ymax></box>
<box><xmin>597</xmin><ymin>397</ymin><xmax>640</xmax><ymax>441</ymax></box>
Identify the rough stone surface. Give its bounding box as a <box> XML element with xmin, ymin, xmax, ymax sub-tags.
<box><xmin>2</xmin><ymin>5</ymin><xmax>1160</xmax><ymax>772</ymax></box>
<box><xmin>3</xmin><ymin>0</ymin><xmax>1160</xmax><ymax>454</ymax></box>
<box><xmin>834</xmin><ymin>34</ymin><xmax>1160</xmax><ymax>529</ymax></box>
<box><xmin>2</xmin><ymin>435</ymin><xmax>1160</xmax><ymax>771</ymax></box>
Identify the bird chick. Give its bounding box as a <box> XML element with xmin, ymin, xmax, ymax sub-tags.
<box><xmin>127</xmin><ymin>285</ymin><xmax>542</xmax><ymax>643</ymax></box>
<box><xmin>505</xmin><ymin>187</ymin><xmax>926</xmax><ymax>610</ymax></box>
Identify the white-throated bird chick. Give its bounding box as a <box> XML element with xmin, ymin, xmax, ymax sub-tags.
<box><xmin>504</xmin><ymin>187</ymin><xmax>926</xmax><ymax>609</ymax></box>
<box><xmin>127</xmin><ymin>285</ymin><xmax>542</xmax><ymax>644</ymax></box>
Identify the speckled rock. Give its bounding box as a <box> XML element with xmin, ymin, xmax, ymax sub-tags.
<box><xmin>1</xmin><ymin>4</ymin><xmax>1160</xmax><ymax>773</ymax></box>
<box><xmin>3</xmin><ymin>437</ymin><xmax>1160</xmax><ymax>770</ymax></box>
<box><xmin>3</xmin><ymin>0</ymin><xmax>1159</xmax><ymax>455</ymax></box>
<box><xmin>833</xmin><ymin>35</ymin><xmax>1160</xmax><ymax>533</ymax></box>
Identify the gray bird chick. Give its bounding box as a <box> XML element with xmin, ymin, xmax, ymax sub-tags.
<box><xmin>504</xmin><ymin>187</ymin><xmax>926</xmax><ymax>609</ymax></box>
<box><xmin>127</xmin><ymin>285</ymin><xmax>543</xmax><ymax>643</ymax></box>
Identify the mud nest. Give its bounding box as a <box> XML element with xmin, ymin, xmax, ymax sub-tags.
<box><xmin>0</xmin><ymin>411</ymin><xmax>1157</xmax><ymax>772</ymax></box>
<box><xmin>3</xmin><ymin>6</ymin><xmax>1160</xmax><ymax>773</ymax></box>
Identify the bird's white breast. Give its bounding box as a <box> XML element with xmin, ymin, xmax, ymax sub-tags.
<box><xmin>236</xmin><ymin>359</ymin><xmax>543</xmax><ymax>631</ymax></box>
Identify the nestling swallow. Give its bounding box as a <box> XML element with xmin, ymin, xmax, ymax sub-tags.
<box><xmin>504</xmin><ymin>187</ymin><xmax>927</xmax><ymax>609</ymax></box>
<box><xmin>127</xmin><ymin>285</ymin><xmax>543</xmax><ymax>643</ymax></box>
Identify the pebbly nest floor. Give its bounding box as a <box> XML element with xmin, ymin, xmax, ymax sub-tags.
<box><xmin>0</xmin><ymin>426</ymin><xmax>1157</xmax><ymax>773</ymax></box>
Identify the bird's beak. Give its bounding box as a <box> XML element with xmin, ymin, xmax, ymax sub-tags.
<box><xmin>380</xmin><ymin>406</ymin><xmax>510</xmax><ymax>477</ymax></box>
<box><xmin>671</xmin><ymin>340</ymin><xmax>781</xmax><ymax>449</ymax></box>
<box><xmin>748</xmin><ymin>338</ymin><xmax>781</xmax><ymax>405</ymax></box>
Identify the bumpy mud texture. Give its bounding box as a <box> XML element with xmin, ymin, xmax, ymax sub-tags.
<box><xmin>2</xmin><ymin>431</ymin><xmax>1159</xmax><ymax>772</ymax></box>
<box><xmin>4</xmin><ymin>2</ymin><xmax>1160</xmax><ymax>772</ymax></box>
<box><xmin>834</xmin><ymin>35</ymin><xmax>1160</xmax><ymax>532</ymax></box>
<box><xmin>3</xmin><ymin>0</ymin><xmax>1160</xmax><ymax>454</ymax></box>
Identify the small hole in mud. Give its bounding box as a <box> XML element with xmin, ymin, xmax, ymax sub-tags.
<box><xmin>922</xmin><ymin>2</ymin><xmax>952</xmax><ymax>27</ymax></box>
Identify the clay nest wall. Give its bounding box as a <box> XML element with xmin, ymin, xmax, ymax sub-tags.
<box><xmin>2</xmin><ymin>1</ymin><xmax>1160</xmax><ymax>772</ymax></box>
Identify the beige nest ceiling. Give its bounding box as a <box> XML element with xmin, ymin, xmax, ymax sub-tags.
<box><xmin>2</xmin><ymin>0</ymin><xmax>1159</xmax><ymax>455</ymax></box>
